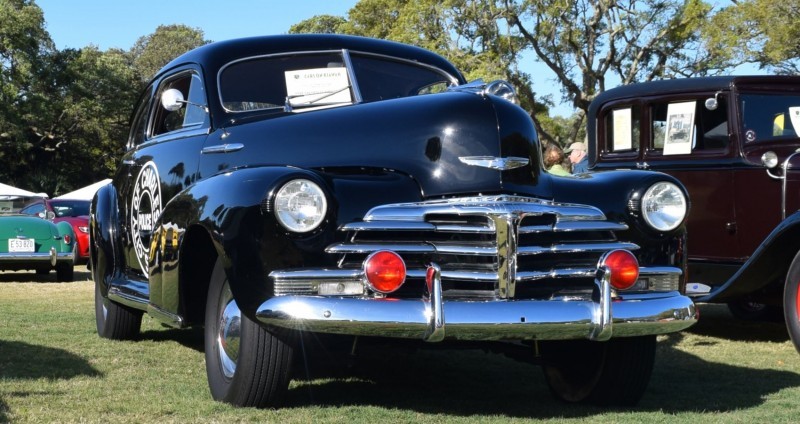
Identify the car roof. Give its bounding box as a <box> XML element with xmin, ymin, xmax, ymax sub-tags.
<box><xmin>590</xmin><ymin>75</ymin><xmax>800</xmax><ymax>116</ymax></box>
<box><xmin>157</xmin><ymin>34</ymin><xmax>466</xmax><ymax>84</ymax></box>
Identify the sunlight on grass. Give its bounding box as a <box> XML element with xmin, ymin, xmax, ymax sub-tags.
<box><xmin>1</xmin><ymin>269</ymin><xmax>799</xmax><ymax>423</ymax></box>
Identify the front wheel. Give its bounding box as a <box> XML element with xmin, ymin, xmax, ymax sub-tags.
<box><xmin>95</xmin><ymin>281</ymin><xmax>142</xmax><ymax>340</ymax></box>
<box><xmin>541</xmin><ymin>336</ymin><xmax>656</xmax><ymax>406</ymax></box>
<box><xmin>783</xmin><ymin>250</ymin><xmax>800</xmax><ymax>354</ymax></box>
<box><xmin>204</xmin><ymin>259</ymin><xmax>294</xmax><ymax>408</ymax></box>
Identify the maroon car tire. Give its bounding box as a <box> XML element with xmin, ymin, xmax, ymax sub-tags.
<box><xmin>783</xmin><ymin>250</ymin><xmax>800</xmax><ymax>354</ymax></box>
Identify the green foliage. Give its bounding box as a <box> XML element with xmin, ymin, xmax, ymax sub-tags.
<box><xmin>704</xmin><ymin>0</ymin><xmax>800</xmax><ymax>74</ymax></box>
<box><xmin>130</xmin><ymin>24</ymin><xmax>208</xmax><ymax>82</ymax></box>
<box><xmin>289</xmin><ymin>14</ymin><xmax>348</xmax><ymax>34</ymax></box>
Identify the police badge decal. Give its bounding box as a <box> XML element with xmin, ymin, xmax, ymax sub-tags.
<box><xmin>131</xmin><ymin>161</ymin><xmax>162</xmax><ymax>277</ymax></box>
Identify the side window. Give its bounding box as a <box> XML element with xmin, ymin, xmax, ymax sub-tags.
<box><xmin>604</xmin><ymin>106</ymin><xmax>641</xmax><ymax>152</ymax></box>
<box><xmin>651</xmin><ymin>97</ymin><xmax>728</xmax><ymax>155</ymax></box>
<box><xmin>128</xmin><ymin>85</ymin><xmax>153</xmax><ymax>148</ymax></box>
<box><xmin>152</xmin><ymin>71</ymin><xmax>208</xmax><ymax>137</ymax></box>
<box><xmin>740</xmin><ymin>93</ymin><xmax>800</xmax><ymax>143</ymax></box>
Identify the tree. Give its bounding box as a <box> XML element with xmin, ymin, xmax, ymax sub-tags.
<box><xmin>502</xmin><ymin>0</ymin><xmax>722</xmax><ymax>143</ymax></box>
<box><xmin>130</xmin><ymin>24</ymin><xmax>208</xmax><ymax>82</ymax></box>
<box><xmin>704</xmin><ymin>0</ymin><xmax>800</xmax><ymax>74</ymax></box>
<box><xmin>289</xmin><ymin>14</ymin><xmax>348</xmax><ymax>34</ymax></box>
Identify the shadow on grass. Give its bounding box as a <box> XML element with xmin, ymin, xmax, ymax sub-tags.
<box><xmin>0</xmin><ymin>265</ymin><xmax>91</xmax><ymax>284</ymax></box>
<box><xmin>0</xmin><ymin>340</ymin><xmax>102</xmax><ymax>422</ymax></box>
<box><xmin>139</xmin><ymin>326</ymin><xmax>205</xmax><ymax>352</ymax></box>
<box><xmin>280</xmin><ymin>332</ymin><xmax>800</xmax><ymax>418</ymax></box>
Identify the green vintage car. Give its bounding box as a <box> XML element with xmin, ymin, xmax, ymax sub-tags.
<box><xmin>0</xmin><ymin>195</ymin><xmax>76</xmax><ymax>281</ymax></box>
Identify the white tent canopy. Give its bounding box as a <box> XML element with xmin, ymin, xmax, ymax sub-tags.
<box><xmin>55</xmin><ymin>179</ymin><xmax>112</xmax><ymax>201</ymax></box>
<box><xmin>0</xmin><ymin>182</ymin><xmax>43</xmax><ymax>198</ymax></box>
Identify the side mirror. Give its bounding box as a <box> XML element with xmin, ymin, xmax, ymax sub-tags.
<box><xmin>161</xmin><ymin>88</ymin><xmax>185</xmax><ymax>112</ymax></box>
<box><xmin>45</xmin><ymin>211</ymin><xmax>56</xmax><ymax>220</ymax></box>
<box><xmin>704</xmin><ymin>90</ymin><xmax>723</xmax><ymax>111</ymax></box>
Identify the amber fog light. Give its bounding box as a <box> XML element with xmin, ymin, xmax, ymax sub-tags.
<box><xmin>600</xmin><ymin>250</ymin><xmax>639</xmax><ymax>290</ymax></box>
<box><xmin>364</xmin><ymin>251</ymin><xmax>406</xmax><ymax>293</ymax></box>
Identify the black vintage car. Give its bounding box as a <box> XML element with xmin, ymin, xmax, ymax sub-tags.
<box><xmin>587</xmin><ymin>76</ymin><xmax>800</xmax><ymax>353</ymax></box>
<box><xmin>91</xmin><ymin>34</ymin><xmax>696</xmax><ymax>408</ymax></box>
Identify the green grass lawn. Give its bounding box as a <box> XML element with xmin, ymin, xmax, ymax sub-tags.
<box><xmin>1</xmin><ymin>268</ymin><xmax>799</xmax><ymax>423</ymax></box>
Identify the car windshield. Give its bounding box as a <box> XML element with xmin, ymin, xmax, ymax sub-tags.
<box><xmin>219</xmin><ymin>51</ymin><xmax>453</xmax><ymax>113</ymax></box>
<box><xmin>740</xmin><ymin>93</ymin><xmax>800</xmax><ymax>143</ymax></box>
<box><xmin>50</xmin><ymin>200</ymin><xmax>90</xmax><ymax>217</ymax></box>
<box><xmin>0</xmin><ymin>196</ymin><xmax>44</xmax><ymax>214</ymax></box>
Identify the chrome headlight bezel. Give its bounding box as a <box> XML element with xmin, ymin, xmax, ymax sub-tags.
<box><xmin>640</xmin><ymin>181</ymin><xmax>687</xmax><ymax>232</ymax></box>
<box><xmin>273</xmin><ymin>179</ymin><xmax>328</xmax><ymax>233</ymax></box>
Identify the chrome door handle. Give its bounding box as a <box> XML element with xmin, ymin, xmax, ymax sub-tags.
<box><xmin>201</xmin><ymin>143</ymin><xmax>244</xmax><ymax>154</ymax></box>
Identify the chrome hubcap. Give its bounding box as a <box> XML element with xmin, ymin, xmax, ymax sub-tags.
<box><xmin>216</xmin><ymin>283</ymin><xmax>241</xmax><ymax>379</ymax></box>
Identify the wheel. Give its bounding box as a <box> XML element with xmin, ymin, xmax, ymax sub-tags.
<box><xmin>204</xmin><ymin>258</ymin><xmax>294</xmax><ymax>408</ymax></box>
<box><xmin>541</xmin><ymin>335</ymin><xmax>656</xmax><ymax>406</ymax></box>
<box><xmin>94</xmin><ymin>281</ymin><xmax>142</xmax><ymax>340</ymax></box>
<box><xmin>784</xmin><ymin>250</ymin><xmax>800</xmax><ymax>354</ymax></box>
<box><xmin>56</xmin><ymin>264</ymin><xmax>74</xmax><ymax>281</ymax></box>
<box><xmin>727</xmin><ymin>299</ymin><xmax>782</xmax><ymax>322</ymax></box>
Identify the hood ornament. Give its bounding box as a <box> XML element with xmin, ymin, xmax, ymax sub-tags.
<box><xmin>458</xmin><ymin>156</ymin><xmax>529</xmax><ymax>171</ymax></box>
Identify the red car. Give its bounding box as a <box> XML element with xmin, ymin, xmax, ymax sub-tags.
<box><xmin>21</xmin><ymin>198</ymin><xmax>90</xmax><ymax>263</ymax></box>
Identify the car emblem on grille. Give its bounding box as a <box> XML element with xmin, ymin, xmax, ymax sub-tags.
<box><xmin>458</xmin><ymin>156</ymin><xmax>529</xmax><ymax>170</ymax></box>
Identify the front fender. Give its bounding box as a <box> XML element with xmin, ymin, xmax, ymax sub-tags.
<box><xmin>90</xmin><ymin>183</ymin><xmax>124</xmax><ymax>295</ymax></box>
<box><xmin>150</xmin><ymin>166</ymin><xmax>339</xmax><ymax>320</ymax></box>
<box><xmin>699</xmin><ymin>210</ymin><xmax>800</xmax><ymax>302</ymax></box>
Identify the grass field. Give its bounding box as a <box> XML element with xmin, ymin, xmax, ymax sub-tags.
<box><xmin>1</xmin><ymin>267</ymin><xmax>799</xmax><ymax>423</ymax></box>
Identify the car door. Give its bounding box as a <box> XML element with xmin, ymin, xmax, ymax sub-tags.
<box><xmin>117</xmin><ymin>66</ymin><xmax>210</xmax><ymax>280</ymax></box>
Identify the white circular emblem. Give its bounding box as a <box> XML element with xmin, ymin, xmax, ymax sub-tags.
<box><xmin>131</xmin><ymin>161</ymin><xmax>162</xmax><ymax>277</ymax></box>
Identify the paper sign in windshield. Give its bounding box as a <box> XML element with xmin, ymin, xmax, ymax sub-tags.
<box><xmin>663</xmin><ymin>101</ymin><xmax>695</xmax><ymax>155</ymax></box>
<box><xmin>285</xmin><ymin>67</ymin><xmax>351</xmax><ymax>106</ymax></box>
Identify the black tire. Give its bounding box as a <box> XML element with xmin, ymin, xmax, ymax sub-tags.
<box><xmin>541</xmin><ymin>335</ymin><xmax>656</xmax><ymax>406</ymax></box>
<box><xmin>94</xmin><ymin>281</ymin><xmax>142</xmax><ymax>340</ymax></box>
<box><xmin>56</xmin><ymin>264</ymin><xmax>74</xmax><ymax>282</ymax></box>
<box><xmin>727</xmin><ymin>299</ymin><xmax>783</xmax><ymax>322</ymax></box>
<box><xmin>204</xmin><ymin>258</ymin><xmax>294</xmax><ymax>408</ymax></box>
<box><xmin>784</xmin><ymin>250</ymin><xmax>800</xmax><ymax>354</ymax></box>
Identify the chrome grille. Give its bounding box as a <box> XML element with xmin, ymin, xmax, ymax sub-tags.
<box><xmin>322</xmin><ymin>195</ymin><xmax>636</xmax><ymax>299</ymax></box>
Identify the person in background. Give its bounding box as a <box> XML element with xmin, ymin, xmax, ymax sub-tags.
<box><xmin>565</xmin><ymin>141</ymin><xmax>589</xmax><ymax>174</ymax></box>
<box><xmin>543</xmin><ymin>145</ymin><xmax>571</xmax><ymax>176</ymax></box>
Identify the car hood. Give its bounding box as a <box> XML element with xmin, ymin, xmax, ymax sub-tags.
<box><xmin>200</xmin><ymin>91</ymin><xmax>541</xmax><ymax>198</ymax></box>
<box><xmin>0</xmin><ymin>215</ymin><xmax>57</xmax><ymax>239</ymax></box>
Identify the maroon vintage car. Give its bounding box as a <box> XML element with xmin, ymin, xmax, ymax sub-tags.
<box><xmin>587</xmin><ymin>75</ymin><xmax>800</xmax><ymax>352</ymax></box>
<box><xmin>21</xmin><ymin>198</ymin><xmax>90</xmax><ymax>263</ymax></box>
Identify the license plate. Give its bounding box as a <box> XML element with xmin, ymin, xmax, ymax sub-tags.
<box><xmin>9</xmin><ymin>238</ymin><xmax>35</xmax><ymax>253</ymax></box>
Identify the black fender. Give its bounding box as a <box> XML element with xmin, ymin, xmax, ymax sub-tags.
<box><xmin>699</xmin><ymin>210</ymin><xmax>800</xmax><ymax>303</ymax></box>
<box><xmin>90</xmin><ymin>183</ymin><xmax>125</xmax><ymax>296</ymax></box>
<box><xmin>149</xmin><ymin>165</ymin><xmax>424</xmax><ymax>322</ymax></box>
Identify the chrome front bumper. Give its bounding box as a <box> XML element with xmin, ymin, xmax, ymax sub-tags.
<box><xmin>256</xmin><ymin>264</ymin><xmax>697</xmax><ymax>342</ymax></box>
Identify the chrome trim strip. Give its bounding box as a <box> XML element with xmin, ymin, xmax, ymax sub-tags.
<box><xmin>520</xmin><ymin>221</ymin><xmax>629</xmax><ymax>234</ymax></box>
<box><xmin>339</xmin><ymin>221</ymin><xmax>494</xmax><ymax>233</ymax></box>
<box><xmin>0</xmin><ymin>252</ymin><xmax>74</xmax><ymax>262</ymax></box>
<box><xmin>639</xmin><ymin>266</ymin><xmax>682</xmax><ymax>276</ymax></box>
<box><xmin>516</xmin><ymin>268</ymin><xmax>596</xmax><ymax>281</ymax></box>
<box><xmin>255</xmin><ymin>292</ymin><xmax>697</xmax><ymax>341</ymax></box>
<box><xmin>201</xmin><ymin>143</ymin><xmax>244</xmax><ymax>154</ymax></box>
<box><xmin>341</xmin><ymin>49</ymin><xmax>363</xmax><ymax>104</ymax></box>
<box><xmin>517</xmin><ymin>242</ymin><xmax>640</xmax><ymax>255</ymax></box>
<box><xmin>270</xmin><ymin>268</ymin><xmax>362</xmax><ymax>280</ymax></box>
<box><xmin>326</xmin><ymin>242</ymin><xmax>496</xmax><ymax>256</ymax></box>
<box><xmin>458</xmin><ymin>156</ymin><xmax>530</xmax><ymax>171</ymax></box>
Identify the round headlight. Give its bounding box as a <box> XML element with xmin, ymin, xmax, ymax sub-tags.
<box><xmin>484</xmin><ymin>80</ymin><xmax>519</xmax><ymax>105</ymax></box>
<box><xmin>641</xmin><ymin>181</ymin><xmax>687</xmax><ymax>232</ymax></box>
<box><xmin>274</xmin><ymin>179</ymin><xmax>327</xmax><ymax>233</ymax></box>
